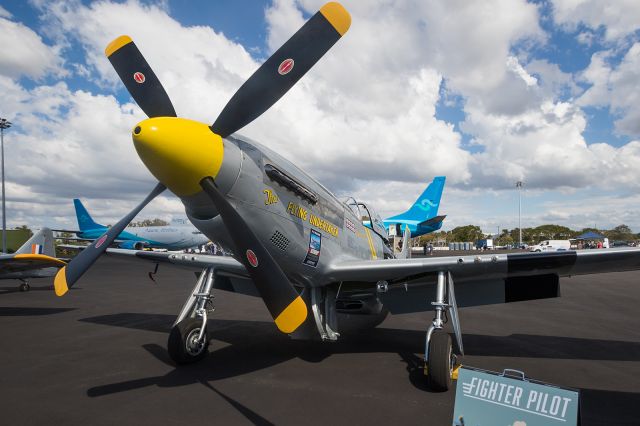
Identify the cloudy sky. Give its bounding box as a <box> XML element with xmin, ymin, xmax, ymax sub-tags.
<box><xmin>1</xmin><ymin>0</ymin><xmax>639</xmax><ymax>233</ymax></box>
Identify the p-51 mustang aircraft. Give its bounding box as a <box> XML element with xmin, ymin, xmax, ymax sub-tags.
<box><xmin>1</xmin><ymin>228</ymin><xmax>65</xmax><ymax>291</ymax></box>
<box><xmin>54</xmin><ymin>2</ymin><xmax>640</xmax><ymax>391</ymax></box>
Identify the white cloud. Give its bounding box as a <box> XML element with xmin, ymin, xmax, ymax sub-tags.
<box><xmin>3</xmin><ymin>0</ymin><xmax>640</xmax><ymax>233</ymax></box>
<box><xmin>507</xmin><ymin>56</ymin><xmax>538</xmax><ymax>87</ymax></box>
<box><xmin>0</xmin><ymin>14</ymin><xmax>63</xmax><ymax>79</ymax></box>
<box><xmin>551</xmin><ymin>0</ymin><xmax>640</xmax><ymax>43</ymax></box>
<box><xmin>578</xmin><ymin>43</ymin><xmax>640</xmax><ymax>136</ymax></box>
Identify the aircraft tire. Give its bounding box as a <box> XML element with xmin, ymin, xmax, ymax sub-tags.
<box><xmin>168</xmin><ymin>318</ymin><xmax>209</xmax><ymax>364</ymax></box>
<box><xmin>427</xmin><ymin>331</ymin><xmax>452</xmax><ymax>392</ymax></box>
<box><xmin>19</xmin><ymin>283</ymin><xmax>30</xmax><ymax>292</ymax></box>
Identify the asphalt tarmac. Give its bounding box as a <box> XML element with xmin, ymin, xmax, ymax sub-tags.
<box><xmin>1</xmin><ymin>255</ymin><xmax>639</xmax><ymax>425</ymax></box>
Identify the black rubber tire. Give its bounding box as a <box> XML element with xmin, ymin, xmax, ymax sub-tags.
<box><xmin>167</xmin><ymin>318</ymin><xmax>209</xmax><ymax>365</ymax></box>
<box><xmin>427</xmin><ymin>331</ymin><xmax>453</xmax><ymax>392</ymax></box>
<box><xmin>19</xmin><ymin>283</ymin><xmax>30</xmax><ymax>292</ymax></box>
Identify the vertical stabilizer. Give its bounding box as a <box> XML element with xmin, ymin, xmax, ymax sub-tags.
<box><xmin>16</xmin><ymin>228</ymin><xmax>56</xmax><ymax>257</ymax></box>
<box><xmin>386</xmin><ymin>176</ymin><xmax>446</xmax><ymax>223</ymax></box>
<box><xmin>404</xmin><ymin>176</ymin><xmax>445</xmax><ymax>221</ymax></box>
<box><xmin>74</xmin><ymin>199</ymin><xmax>104</xmax><ymax>231</ymax></box>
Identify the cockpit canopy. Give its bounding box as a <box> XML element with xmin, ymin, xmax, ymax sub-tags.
<box><xmin>341</xmin><ymin>197</ymin><xmax>388</xmax><ymax>239</ymax></box>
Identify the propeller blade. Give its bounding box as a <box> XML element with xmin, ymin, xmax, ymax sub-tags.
<box><xmin>200</xmin><ymin>177</ymin><xmax>307</xmax><ymax>333</ymax></box>
<box><xmin>211</xmin><ymin>2</ymin><xmax>350</xmax><ymax>137</ymax></box>
<box><xmin>54</xmin><ymin>183</ymin><xmax>166</xmax><ymax>296</ymax></box>
<box><xmin>105</xmin><ymin>36</ymin><xmax>177</xmax><ymax>118</ymax></box>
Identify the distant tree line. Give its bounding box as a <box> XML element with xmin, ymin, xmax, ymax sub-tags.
<box><xmin>129</xmin><ymin>218</ymin><xmax>169</xmax><ymax>227</ymax></box>
<box><xmin>417</xmin><ymin>224</ymin><xmax>639</xmax><ymax>245</ymax></box>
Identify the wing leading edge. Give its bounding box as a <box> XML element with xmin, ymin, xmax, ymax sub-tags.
<box><xmin>327</xmin><ymin>248</ymin><xmax>640</xmax><ymax>314</ymax></box>
<box><xmin>327</xmin><ymin>248</ymin><xmax>640</xmax><ymax>284</ymax></box>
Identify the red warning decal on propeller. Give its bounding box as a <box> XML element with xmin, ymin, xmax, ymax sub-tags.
<box><xmin>246</xmin><ymin>249</ymin><xmax>259</xmax><ymax>267</ymax></box>
<box><xmin>95</xmin><ymin>235</ymin><xmax>108</xmax><ymax>249</ymax></box>
<box><xmin>133</xmin><ymin>72</ymin><xmax>146</xmax><ymax>83</ymax></box>
<box><xmin>278</xmin><ymin>58</ymin><xmax>294</xmax><ymax>75</ymax></box>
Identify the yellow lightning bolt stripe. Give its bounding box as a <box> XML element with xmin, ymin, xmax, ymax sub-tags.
<box><xmin>364</xmin><ymin>228</ymin><xmax>378</xmax><ymax>260</ymax></box>
<box><xmin>105</xmin><ymin>35</ymin><xmax>133</xmax><ymax>57</ymax></box>
<box><xmin>274</xmin><ymin>295</ymin><xmax>308</xmax><ymax>333</ymax></box>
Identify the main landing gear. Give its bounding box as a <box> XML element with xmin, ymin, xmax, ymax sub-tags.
<box><xmin>424</xmin><ymin>271</ymin><xmax>463</xmax><ymax>391</ymax></box>
<box><xmin>168</xmin><ymin>267</ymin><xmax>215</xmax><ymax>364</ymax></box>
<box><xmin>19</xmin><ymin>279</ymin><xmax>30</xmax><ymax>292</ymax></box>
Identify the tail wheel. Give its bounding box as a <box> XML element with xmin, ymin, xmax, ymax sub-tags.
<box><xmin>427</xmin><ymin>331</ymin><xmax>453</xmax><ymax>391</ymax></box>
<box><xmin>168</xmin><ymin>318</ymin><xmax>209</xmax><ymax>364</ymax></box>
<box><xmin>19</xmin><ymin>283</ymin><xmax>30</xmax><ymax>292</ymax></box>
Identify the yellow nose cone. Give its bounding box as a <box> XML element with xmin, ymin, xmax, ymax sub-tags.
<box><xmin>132</xmin><ymin>117</ymin><xmax>224</xmax><ymax>196</ymax></box>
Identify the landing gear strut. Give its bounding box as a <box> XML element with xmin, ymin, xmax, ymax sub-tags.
<box><xmin>424</xmin><ymin>271</ymin><xmax>463</xmax><ymax>391</ymax></box>
<box><xmin>168</xmin><ymin>267</ymin><xmax>215</xmax><ymax>364</ymax></box>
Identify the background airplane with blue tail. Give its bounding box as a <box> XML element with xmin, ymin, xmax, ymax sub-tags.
<box><xmin>64</xmin><ymin>199</ymin><xmax>210</xmax><ymax>251</ymax></box>
<box><xmin>383</xmin><ymin>176</ymin><xmax>446</xmax><ymax>238</ymax></box>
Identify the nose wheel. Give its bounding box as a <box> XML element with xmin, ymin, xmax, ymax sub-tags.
<box><xmin>168</xmin><ymin>318</ymin><xmax>209</xmax><ymax>364</ymax></box>
<box><xmin>168</xmin><ymin>267</ymin><xmax>216</xmax><ymax>365</ymax></box>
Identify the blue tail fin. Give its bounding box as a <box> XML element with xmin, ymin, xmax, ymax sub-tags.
<box><xmin>74</xmin><ymin>199</ymin><xmax>104</xmax><ymax>231</ymax></box>
<box><xmin>387</xmin><ymin>176</ymin><xmax>446</xmax><ymax>222</ymax></box>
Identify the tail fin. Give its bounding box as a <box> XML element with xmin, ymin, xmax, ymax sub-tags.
<box><xmin>16</xmin><ymin>227</ymin><xmax>56</xmax><ymax>257</ymax></box>
<box><xmin>388</xmin><ymin>176</ymin><xmax>446</xmax><ymax>222</ymax></box>
<box><xmin>74</xmin><ymin>199</ymin><xmax>103</xmax><ymax>231</ymax></box>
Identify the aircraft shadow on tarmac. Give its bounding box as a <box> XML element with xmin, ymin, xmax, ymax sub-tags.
<box><xmin>80</xmin><ymin>312</ymin><xmax>640</xmax><ymax>363</ymax></box>
<box><xmin>0</xmin><ymin>285</ymin><xmax>52</xmax><ymax>295</ymax></box>
<box><xmin>0</xmin><ymin>306</ymin><xmax>76</xmax><ymax>316</ymax></box>
<box><xmin>81</xmin><ymin>313</ymin><xmax>640</xmax><ymax>424</ymax></box>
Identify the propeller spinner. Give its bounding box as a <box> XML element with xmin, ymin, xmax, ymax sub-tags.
<box><xmin>54</xmin><ymin>2</ymin><xmax>351</xmax><ymax>335</ymax></box>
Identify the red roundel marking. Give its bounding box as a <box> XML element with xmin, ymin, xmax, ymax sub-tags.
<box><xmin>278</xmin><ymin>58</ymin><xmax>294</xmax><ymax>75</ymax></box>
<box><xmin>133</xmin><ymin>72</ymin><xmax>146</xmax><ymax>83</ymax></box>
<box><xmin>95</xmin><ymin>235</ymin><xmax>108</xmax><ymax>249</ymax></box>
<box><xmin>246</xmin><ymin>249</ymin><xmax>259</xmax><ymax>268</ymax></box>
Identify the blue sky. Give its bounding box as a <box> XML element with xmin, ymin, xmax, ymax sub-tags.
<box><xmin>1</xmin><ymin>0</ymin><xmax>640</xmax><ymax>233</ymax></box>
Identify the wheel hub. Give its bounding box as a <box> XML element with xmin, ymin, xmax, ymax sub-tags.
<box><xmin>185</xmin><ymin>328</ymin><xmax>206</xmax><ymax>356</ymax></box>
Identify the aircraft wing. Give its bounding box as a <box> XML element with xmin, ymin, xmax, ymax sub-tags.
<box><xmin>0</xmin><ymin>254</ymin><xmax>66</xmax><ymax>274</ymax></box>
<box><xmin>328</xmin><ymin>248</ymin><xmax>640</xmax><ymax>282</ymax></box>
<box><xmin>106</xmin><ymin>248</ymin><xmax>247</xmax><ymax>275</ymax></box>
<box><xmin>106</xmin><ymin>248</ymin><xmax>255</xmax><ymax>296</ymax></box>
<box><xmin>326</xmin><ymin>249</ymin><xmax>640</xmax><ymax>314</ymax></box>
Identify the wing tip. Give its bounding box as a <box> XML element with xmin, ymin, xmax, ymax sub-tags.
<box><xmin>54</xmin><ymin>266</ymin><xmax>69</xmax><ymax>297</ymax></box>
<box><xmin>274</xmin><ymin>295</ymin><xmax>308</xmax><ymax>334</ymax></box>
<box><xmin>105</xmin><ymin>35</ymin><xmax>133</xmax><ymax>57</ymax></box>
<box><xmin>320</xmin><ymin>2</ymin><xmax>351</xmax><ymax>36</ymax></box>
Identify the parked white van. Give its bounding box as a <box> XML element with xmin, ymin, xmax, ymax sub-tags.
<box><xmin>529</xmin><ymin>240</ymin><xmax>571</xmax><ymax>252</ymax></box>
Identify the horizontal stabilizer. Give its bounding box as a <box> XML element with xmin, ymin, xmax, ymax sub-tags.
<box><xmin>418</xmin><ymin>215</ymin><xmax>447</xmax><ymax>228</ymax></box>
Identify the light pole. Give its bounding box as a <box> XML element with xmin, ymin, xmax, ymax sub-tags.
<box><xmin>516</xmin><ymin>181</ymin><xmax>523</xmax><ymax>248</ymax></box>
<box><xmin>0</xmin><ymin>118</ymin><xmax>11</xmax><ymax>254</ymax></box>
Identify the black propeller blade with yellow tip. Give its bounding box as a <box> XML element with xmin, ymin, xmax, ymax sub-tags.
<box><xmin>56</xmin><ymin>2</ymin><xmax>351</xmax><ymax>335</ymax></box>
<box><xmin>53</xmin><ymin>183</ymin><xmax>166</xmax><ymax>296</ymax></box>
<box><xmin>200</xmin><ymin>177</ymin><xmax>306</xmax><ymax>333</ymax></box>
<box><xmin>211</xmin><ymin>2</ymin><xmax>350</xmax><ymax>137</ymax></box>
<box><xmin>105</xmin><ymin>36</ymin><xmax>176</xmax><ymax>118</ymax></box>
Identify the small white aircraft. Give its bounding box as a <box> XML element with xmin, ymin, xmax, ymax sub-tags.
<box><xmin>1</xmin><ymin>228</ymin><xmax>65</xmax><ymax>291</ymax></box>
